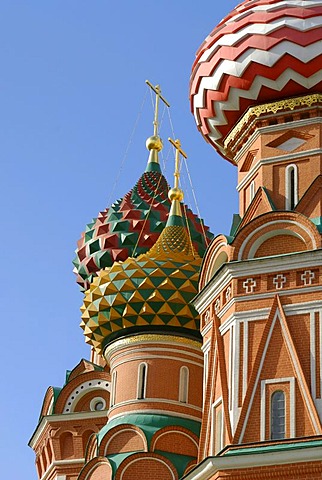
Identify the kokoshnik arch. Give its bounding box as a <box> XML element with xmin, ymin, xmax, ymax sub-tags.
<box><xmin>30</xmin><ymin>1</ymin><xmax>322</xmax><ymax>479</ymax></box>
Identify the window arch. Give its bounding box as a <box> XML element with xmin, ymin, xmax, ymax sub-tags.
<box><xmin>285</xmin><ymin>164</ymin><xmax>298</xmax><ymax>210</ymax></box>
<box><xmin>271</xmin><ymin>390</ymin><xmax>285</xmax><ymax>440</ymax></box>
<box><xmin>137</xmin><ymin>363</ymin><xmax>148</xmax><ymax>399</ymax></box>
<box><xmin>179</xmin><ymin>366</ymin><xmax>189</xmax><ymax>403</ymax></box>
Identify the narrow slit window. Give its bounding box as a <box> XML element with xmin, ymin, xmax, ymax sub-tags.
<box><xmin>285</xmin><ymin>164</ymin><xmax>298</xmax><ymax>210</ymax></box>
<box><xmin>271</xmin><ymin>390</ymin><xmax>285</xmax><ymax>440</ymax></box>
<box><xmin>137</xmin><ymin>363</ymin><xmax>147</xmax><ymax>399</ymax></box>
<box><xmin>179</xmin><ymin>366</ymin><xmax>189</xmax><ymax>403</ymax></box>
<box><xmin>111</xmin><ymin>371</ymin><xmax>117</xmax><ymax>406</ymax></box>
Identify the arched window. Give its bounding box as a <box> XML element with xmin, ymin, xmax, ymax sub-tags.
<box><xmin>285</xmin><ymin>164</ymin><xmax>298</xmax><ymax>210</ymax></box>
<box><xmin>179</xmin><ymin>366</ymin><xmax>189</xmax><ymax>403</ymax></box>
<box><xmin>137</xmin><ymin>363</ymin><xmax>147</xmax><ymax>399</ymax></box>
<box><xmin>271</xmin><ymin>390</ymin><xmax>285</xmax><ymax>440</ymax></box>
<box><xmin>110</xmin><ymin>371</ymin><xmax>117</xmax><ymax>407</ymax></box>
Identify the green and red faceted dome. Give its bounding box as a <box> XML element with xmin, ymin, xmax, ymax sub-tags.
<box><xmin>73</xmin><ymin>162</ymin><xmax>213</xmax><ymax>292</ymax></box>
<box><xmin>190</xmin><ymin>0</ymin><xmax>322</xmax><ymax>161</ymax></box>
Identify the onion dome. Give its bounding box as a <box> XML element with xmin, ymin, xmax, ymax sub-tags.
<box><xmin>80</xmin><ymin>140</ymin><xmax>202</xmax><ymax>354</ymax></box>
<box><xmin>73</xmin><ymin>139</ymin><xmax>213</xmax><ymax>292</ymax></box>
<box><xmin>190</xmin><ymin>0</ymin><xmax>322</xmax><ymax>161</ymax></box>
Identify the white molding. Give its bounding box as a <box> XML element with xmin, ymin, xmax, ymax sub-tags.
<box><xmin>238</xmin><ymin>220</ymin><xmax>316</xmax><ymax>260</ymax></box>
<box><xmin>111</xmin><ymin>353</ymin><xmax>203</xmax><ymax>370</ymax></box>
<box><xmin>260</xmin><ymin>377</ymin><xmax>295</xmax><ymax>441</ymax></box>
<box><xmin>63</xmin><ymin>379</ymin><xmax>110</xmax><ymax>414</ymax></box>
<box><xmin>110</xmin><ymin>346</ymin><xmax>202</xmax><ymax>367</ymax></box>
<box><xmin>39</xmin><ymin>459</ymin><xmax>84</xmax><ymax>480</ymax></box>
<box><xmin>183</xmin><ymin>444</ymin><xmax>322</xmax><ymax>480</ymax></box>
<box><xmin>242</xmin><ymin>321</ymin><xmax>248</xmax><ymax>400</ymax></box>
<box><xmin>237</xmin><ymin>145</ymin><xmax>322</xmax><ymax>191</ymax></box>
<box><xmin>234</xmin><ymin>115</ymin><xmax>322</xmax><ymax>165</ymax></box>
<box><xmin>109</xmin><ymin>408</ymin><xmax>202</xmax><ymax>424</ymax></box>
<box><xmin>29</xmin><ymin>411</ymin><xmax>108</xmax><ymax>449</ymax></box>
<box><xmin>109</xmin><ymin>397</ymin><xmax>202</xmax><ymax>413</ymax></box>
<box><xmin>194</xmin><ymin>250</ymin><xmax>322</xmax><ymax>313</ymax></box>
<box><xmin>311</xmin><ymin>312</ymin><xmax>316</xmax><ymax>399</ymax></box>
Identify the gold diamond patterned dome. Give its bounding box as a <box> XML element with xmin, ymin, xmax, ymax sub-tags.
<box><xmin>80</xmin><ymin>140</ymin><xmax>202</xmax><ymax>355</ymax></box>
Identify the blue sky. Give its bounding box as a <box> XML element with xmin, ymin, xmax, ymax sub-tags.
<box><xmin>0</xmin><ymin>1</ymin><xmax>238</xmax><ymax>478</ymax></box>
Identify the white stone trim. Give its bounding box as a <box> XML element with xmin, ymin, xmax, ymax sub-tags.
<box><xmin>89</xmin><ymin>396</ymin><xmax>106</xmax><ymax>412</ymax></box>
<box><xmin>242</xmin><ymin>321</ymin><xmax>248</xmax><ymax>400</ymax></box>
<box><xmin>109</xmin><ymin>408</ymin><xmax>201</xmax><ymax>423</ymax></box>
<box><xmin>311</xmin><ymin>311</ymin><xmax>317</xmax><ymax>400</ymax></box>
<box><xmin>29</xmin><ymin>411</ymin><xmax>108</xmax><ymax>449</ymax></box>
<box><xmin>63</xmin><ymin>379</ymin><xmax>110</xmax><ymax>414</ymax></box>
<box><xmin>260</xmin><ymin>377</ymin><xmax>295</xmax><ymax>441</ymax></box>
<box><xmin>108</xmin><ymin>398</ymin><xmax>202</xmax><ymax>413</ymax></box>
<box><xmin>238</xmin><ymin>220</ymin><xmax>315</xmax><ymax>260</ymax></box>
<box><xmin>237</xmin><ymin>146</ymin><xmax>322</xmax><ymax>191</ymax></box>
<box><xmin>193</xmin><ymin>250</ymin><xmax>322</xmax><ymax>313</ymax></box>
<box><xmin>111</xmin><ymin>353</ymin><xmax>203</xmax><ymax>370</ymax></box>
<box><xmin>39</xmin><ymin>459</ymin><xmax>84</xmax><ymax>480</ymax></box>
<box><xmin>183</xmin><ymin>445</ymin><xmax>322</xmax><ymax>480</ymax></box>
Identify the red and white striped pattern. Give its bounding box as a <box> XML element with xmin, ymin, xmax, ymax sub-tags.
<box><xmin>190</xmin><ymin>0</ymin><xmax>322</xmax><ymax>161</ymax></box>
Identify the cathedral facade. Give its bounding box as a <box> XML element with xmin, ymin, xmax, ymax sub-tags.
<box><xmin>30</xmin><ymin>1</ymin><xmax>322</xmax><ymax>479</ymax></box>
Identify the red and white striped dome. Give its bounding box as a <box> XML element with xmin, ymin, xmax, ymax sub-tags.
<box><xmin>190</xmin><ymin>0</ymin><xmax>322</xmax><ymax>161</ymax></box>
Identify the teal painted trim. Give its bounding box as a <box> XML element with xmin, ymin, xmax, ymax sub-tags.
<box><xmin>225</xmin><ymin>235</ymin><xmax>235</xmax><ymax>245</ymax></box>
<box><xmin>262</xmin><ymin>187</ymin><xmax>276</xmax><ymax>210</ymax></box>
<box><xmin>167</xmin><ymin>214</ymin><xmax>184</xmax><ymax>227</ymax></box>
<box><xmin>97</xmin><ymin>413</ymin><xmax>201</xmax><ymax>445</ymax></box>
<box><xmin>311</xmin><ymin>217</ymin><xmax>322</xmax><ymax>233</ymax></box>
<box><xmin>106</xmin><ymin>450</ymin><xmax>196</xmax><ymax>479</ymax></box>
<box><xmin>229</xmin><ymin>214</ymin><xmax>241</xmax><ymax>237</ymax></box>
<box><xmin>223</xmin><ymin>439</ymin><xmax>322</xmax><ymax>457</ymax></box>
<box><xmin>155</xmin><ymin>451</ymin><xmax>196</xmax><ymax>478</ymax></box>
<box><xmin>146</xmin><ymin>162</ymin><xmax>161</xmax><ymax>173</ymax></box>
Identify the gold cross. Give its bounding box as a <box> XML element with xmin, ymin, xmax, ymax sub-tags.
<box><xmin>146</xmin><ymin>80</ymin><xmax>170</xmax><ymax>136</ymax></box>
<box><xmin>168</xmin><ymin>138</ymin><xmax>187</xmax><ymax>189</ymax></box>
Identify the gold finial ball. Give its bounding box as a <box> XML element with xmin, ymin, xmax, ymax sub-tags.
<box><xmin>168</xmin><ymin>187</ymin><xmax>184</xmax><ymax>202</ymax></box>
<box><xmin>146</xmin><ymin>135</ymin><xmax>163</xmax><ymax>151</ymax></box>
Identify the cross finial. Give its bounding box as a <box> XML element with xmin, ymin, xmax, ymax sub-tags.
<box><xmin>146</xmin><ymin>80</ymin><xmax>170</xmax><ymax>137</ymax></box>
<box><xmin>168</xmin><ymin>138</ymin><xmax>187</xmax><ymax>189</ymax></box>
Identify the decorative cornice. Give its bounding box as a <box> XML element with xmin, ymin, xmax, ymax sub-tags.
<box><xmin>193</xmin><ymin>249</ymin><xmax>322</xmax><ymax>314</ymax></box>
<box><xmin>104</xmin><ymin>334</ymin><xmax>202</xmax><ymax>361</ymax></box>
<box><xmin>182</xmin><ymin>444</ymin><xmax>322</xmax><ymax>480</ymax></box>
<box><xmin>225</xmin><ymin>93</ymin><xmax>322</xmax><ymax>150</ymax></box>
<box><xmin>29</xmin><ymin>410</ymin><xmax>108</xmax><ymax>449</ymax></box>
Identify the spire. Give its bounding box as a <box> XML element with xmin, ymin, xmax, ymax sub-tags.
<box><xmin>167</xmin><ymin>138</ymin><xmax>187</xmax><ymax>227</ymax></box>
<box><xmin>147</xmin><ymin>138</ymin><xmax>198</xmax><ymax>258</ymax></box>
<box><xmin>145</xmin><ymin>80</ymin><xmax>170</xmax><ymax>173</ymax></box>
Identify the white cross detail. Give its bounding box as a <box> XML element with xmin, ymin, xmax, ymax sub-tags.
<box><xmin>243</xmin><ymin>278</ymin><xmax>256</xmax><ymax>294</ymax></box>
<box><xmin>301</xmin><ymin>270</ymin><xmax>315</xmax><ymax>286</ymax></box>
<box><xmin>273</xmin><ymin>274</ymin><xmax>287</xmax><ymax>290</ymax></box>
<box><xmin>205</xmin><ymin>310</ymin><xmax>210</xmax><ymax>323</ymax></box>
<box><xmin>226</xmin><ymin>286</ymin><xmax>232</xmax><ymax>302</ymax></box>
<box><xmin>215</xmin><ymin>298</ymin><xmax>221</xmax><ymax>314</ymax></box>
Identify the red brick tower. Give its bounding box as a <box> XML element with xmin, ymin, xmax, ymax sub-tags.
<box><xmin>186</xmin><ymin>1</ymin><xmax>322</xmax><ymax>478</ymax></box>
